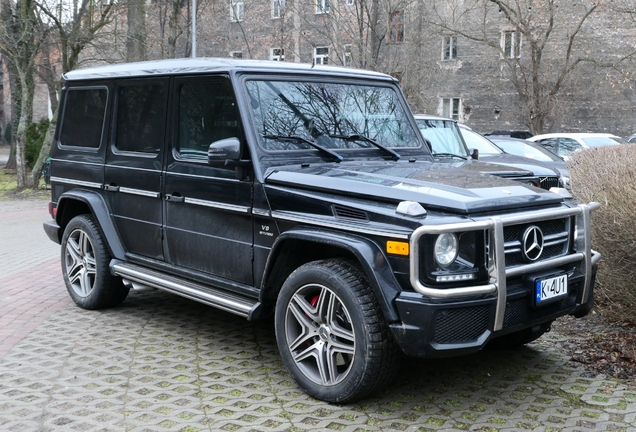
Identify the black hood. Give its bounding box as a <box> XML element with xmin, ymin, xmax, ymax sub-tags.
<box><xmin>265</xmin><ymin>161</ymin><xmax>564</xmax><ymax>214</ymax></box>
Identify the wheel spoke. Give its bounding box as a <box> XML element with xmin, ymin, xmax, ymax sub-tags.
<box><xmin>291</xmin><ymin>292</ymin><xmax>320</xmax><ymax>323</ymax></box>
<box><xmin>288</xmin><ymin>302</ymin><xmax>318</xmax><ymax>352</ymax></box>
<box><xmin>79</xmin><ymin>267</ymin><xmax>93</xmax><ymax>296</ymax></box>
<box><xmin>79</xmin><ymin>231</ymin><xmax>91</xmax><ymax>256</ymax></box>
<box><xmin>67</xmin><ymin>236</ymin><xmax>83</xmax><ymax>263</ymax></box>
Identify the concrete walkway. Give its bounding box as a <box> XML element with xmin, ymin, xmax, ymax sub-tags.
<box><xmin>0</xmin><ymin>199</ymin><xmax>635</xmax><ymax>431</ymax></box>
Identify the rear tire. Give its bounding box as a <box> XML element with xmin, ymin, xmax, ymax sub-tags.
<box><xmin>275</xmin><ymin>259</ymin><xmax>398</xmax><ymax>403</ymax></box>
<box><xmin>60</xmin><ymin>214</ymin><xmax>129</xmax><ymax>309</ymax></box>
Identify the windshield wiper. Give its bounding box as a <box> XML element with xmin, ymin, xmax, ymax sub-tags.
<box><xmin>432</xmin><ymin>152</ymin><xmax>467</xmax><ymax>160</ymax></box>
<box><xmin>329</xmin><ymin>134</ymin><xmax>401</xmax><ymax>161</ymax></box>
<box><xmin>263</xmin><ymin>135</ymin><xmax>344</xmax><ymax>162</ymax></box>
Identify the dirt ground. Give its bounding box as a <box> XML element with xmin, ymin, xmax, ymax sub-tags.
<box><xmin>552</xmin><ymin>312</ymin><xmax>636</xmax><ymax>383</ymax></box>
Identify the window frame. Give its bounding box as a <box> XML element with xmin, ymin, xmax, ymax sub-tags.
<box><xmin>58</xmin><ymin>86</ymin><xmax>109</xmax><ymax>151</ymax></box>
<box><xmin>315</xmin><ymin>0</ymin><xmax>330</xmax><ymax>14</ymax></box>
<box><xmin>501</xmin><ymin>30</ymin><xmax>521</xmax><ymax>59</ymax></box>
<box><xmin>272</xmin><ymin>0</ymin><xmax>284</xmax><ymax>18</ymax></box>
<box><xmin>343</xmin><ymin>44</ymin><xmax>352</xmax><ymax>67</ymax></box>
<box><xmin>440</xmin><ymin>97</ymin><xmax>462</xmax><ymax>121</ymax></box>
<box><xmin>230</xmin><ymin>51</ymin><xmax>243</xmax><ymax>59</ymax></box>
<box><xmin>230</xmin><ymin>0</ymin><xmax>244</xmax><ymax>22</ymax></box>
<box><xmin>270</xmin><ymin>47</ymin><xmax>285</xmax><ymax>61</ymax></box>
<box><xmin>111</xmin><ymin>80</ymin><xmax>168</xmax><ymax>157</ymax></box>
<box><xmin>389</xmin><ymin>11</ymin><xmax>405</xmax><ymax>44</ymax></box>
<box><xmin>314</xmin><ymin>46</ymin><xmax>329</xmax><ymax>65</ymax></box>
<box><xmin>442</xmin><ymin>35</ymin><xmax>457</xmax><ymax>60</ymax></box>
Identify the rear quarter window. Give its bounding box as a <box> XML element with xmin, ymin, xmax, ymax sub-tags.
<box><xmin>59</xmin><ymin>87</ymin><xmax>108</xmax><ymax>149</ymax></box>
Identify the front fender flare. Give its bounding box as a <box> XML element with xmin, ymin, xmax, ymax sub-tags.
<box><xmin>262</xmin><ymin>228</ymin><xmax>403</xmax><ymax>322</ymax></box>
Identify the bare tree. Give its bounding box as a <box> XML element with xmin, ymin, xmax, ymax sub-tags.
<box><xmin>29</xmin><ymin>0</ymin><xmax>118</xmax><ymax>187</ymax></box>
<box><xmin>127</xmin><ymin>0</ymin><xmax>146</xmax><ymax>61</ymax></box>
<box><xmin>0</xmin><ymin>0</ymin><xmax>43</xmax><ymax>188</ymax></box>
<box><xmin>425</xmin><ymin>0</ymin><xmax>601</xmax><ymax>135</ymax></box>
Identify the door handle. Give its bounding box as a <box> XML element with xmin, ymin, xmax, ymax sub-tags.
<box><xmin>104</xmin><ymin>184</ymin><xmax>120</xmax><ymax>192</ymax></box>
<box><xmin>165</xmin><ymin>194</ymin><xmax>185</xmax><ymax>203</ymax></box>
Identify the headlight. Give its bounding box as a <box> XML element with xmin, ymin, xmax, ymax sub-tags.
<box><xmin>434</xmin><ymin>233</ymin><xmax>458</xmax><ymax>267</ymax></box>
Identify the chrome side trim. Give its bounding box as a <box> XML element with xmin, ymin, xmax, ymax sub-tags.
<box><xmin>119</xmin><ymin>187</ymin><xmax>160</xmax><ymax>198</ymax></box>
<box><xmin>105</xmin><ymin>164</ymin><xmax>161</xmax><ymax>173</ymax></box>
<box><xmin>50</xmin><ymin>158</ymin><xmax>103</xmax><ymax>167</ymax></box>
<box><xmin>273</xmin><ymin>211</ymin><xmax>410</xmax><ymax>239</ymax></box>
<box><xmin>252</xmin><ymin>208</ymin><xmax>271</xmax><ymax>217</ymax></box>
<box><xmin>184</xmin><ymin>197</ymin><xmax>250</xmax><ymax>214</ymax></box>
<box><xmin>50</xmin><ymin>176</ymin><xmax>102</xmax><ymax>189</ymax></box>
<box><xmin>112</xmin><ymin>263</ymin><xmax>256</xmax><ymax>318</ymax></box>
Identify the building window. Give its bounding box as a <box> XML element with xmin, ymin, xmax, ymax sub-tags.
<box><xmin>230</xmin><ymin>0</ymin><xmax>244</xmax><ymax>22</ymax></box>
<box><xmin>314</xmin><ymin>46</ymin><xmax>329</xmax><ymax>65</ymax></box>
<box><xmin>270</xmin><ymin>48</ymin><xmax>285</xmax><ymax>61</ymax></box>
<box><xmin>272</xmin><ymin>0</ymin><xmax>284</xmax><ymax>18</ymax></box>
<box><xmin>230</xmin><ymin>51</ymin><xmax>243</xmax><ymax>59</ymax></box>
<box><xmin>343</xmin><ymin>44</ymin><xmax>352</xmax><ymax>67</ymax></box>
<box><xmin>389</xmin><ymin>11</ymin><xmax>404</xmax><ymax>43</ymax></box>
<box><xmin>315</xmin><ymin>0</ymin><xmax>330</xmax><ymax>14</ymax></box>
<box><xmin>442</xmin><ymin>35</ymin><xmax>457</xmax><ymax>60</ymax></box>
<box><xmin>501</xmin><ymin>30</ymin><xmax>521</xmax><ymax>58</ymax></box>
<box><xmin>440</xmin><ymin>97</ymin><xmax>461</xmax><ymax>121</ymax></box>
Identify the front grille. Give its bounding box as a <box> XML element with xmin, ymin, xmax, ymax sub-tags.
<box><xmin>504</xmin><ymin>218</ymin><xmax>570</xmax><ymax>267</ymax></box>
<box><xmin>539</xmin><ymin>176</ymin><xmax>560</xmax><ymax>190</ymax></box>
<box><xmin>433</xmin><ymin>306</ymin><xmax>490</xmax><ymax>344</ymax></box>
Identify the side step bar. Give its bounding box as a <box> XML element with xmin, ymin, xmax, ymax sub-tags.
<box><xmin>111</xmin><ymin>261</ymin><xmax>259</xmax><ymax>319</ymax></box>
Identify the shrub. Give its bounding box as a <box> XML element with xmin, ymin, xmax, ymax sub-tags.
<box><xmin>25</xmin><ymin>118</ymin><xmax>50</xmax><ymax>168</ymax></box>
<box><xmin>568</xmin><ymin>145</ymin><xmax>636</xmax><ymax>323</ymax></box>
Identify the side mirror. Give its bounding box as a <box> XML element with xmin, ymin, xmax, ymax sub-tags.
<box><xmin>208</xmin><ymin>137</ymin><xmax>241</xmax><ymax>166</ymax></box>
<box><xmin>469</xmin><ymin>148</ymin><xmax>479</xmax><ymax>160</ymax></box>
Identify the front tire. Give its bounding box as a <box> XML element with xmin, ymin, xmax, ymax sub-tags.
<box><xmin>60</xmin><ymin>214</ymin><xmax>129</xmax><ymax>309</ymax></box>
<box><xmin>275</xmin><ymin>259</ymin><xmax>397</xmax><ymax>403</ymax></box>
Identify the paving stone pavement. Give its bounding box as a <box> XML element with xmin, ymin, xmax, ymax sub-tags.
<box><xmin>0</xmin><ymin>199</ymin><xmax>635</xmax><ymax>431</ymax></box>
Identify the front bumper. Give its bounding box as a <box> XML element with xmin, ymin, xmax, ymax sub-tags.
<box><xmin>392</xmin><ymin>202</ymin><xmax>600</xmax><ymax>358</ymax></box>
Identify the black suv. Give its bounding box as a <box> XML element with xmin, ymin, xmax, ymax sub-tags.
<box><xmin>44</xmin><ymin>58</ymin><xmax>600</xmax><ymax>403</ymax></box>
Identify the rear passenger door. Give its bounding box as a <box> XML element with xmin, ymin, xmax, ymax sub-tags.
<box><xmin>163</xmin><ymin>75</ymin><xmax>254</xmax><ymax>285</ymax></box>
<box><xmin>104</xmin><ymin>78</ymin><xmax>169</xmax><ymax>260</ymax></box>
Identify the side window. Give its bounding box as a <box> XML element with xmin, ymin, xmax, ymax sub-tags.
<box><xmin>177</xmin><ymin>79</ymin><xmax>242</xmax><ymax>160</ymax></box>
<box><xmin>115</xmin><ymin>83</ymin><xmax>166</xmax><ymax>154</ymax></box>
<box><xmin>59</xmin><ymin>88</ymin><xmax>108</xmax><ymax>148</ymax></box>
<box><xmin>558</xmin><ymin>138</ymin><xmax>582</xmax><ymax>157</ymax></box>
<box><xmin>538</xmin><ymin>138</ymin><xmax>559</xmax><ymax>154</ymax></box>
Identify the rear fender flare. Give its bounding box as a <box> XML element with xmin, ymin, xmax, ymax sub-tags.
<box><xmin>56</xmin><ymin>190</ymin><xmax>125</xmax><ymax>260</ymax></box>
<box><xmin>261</xmin><ymin>228</ymin><xmax>402</xmax><ymax>322</ymax></box>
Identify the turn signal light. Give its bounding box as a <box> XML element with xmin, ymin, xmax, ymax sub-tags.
<box><xmin>386</xmin><ymin>241</ymin><xmax>409</xmax><ymax>256</ymax></box>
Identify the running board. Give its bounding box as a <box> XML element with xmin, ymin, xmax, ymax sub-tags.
<box><xmin>111</xmin><ymin>262</ymin><xmax>259</xmax><ymax>319</ymax></box>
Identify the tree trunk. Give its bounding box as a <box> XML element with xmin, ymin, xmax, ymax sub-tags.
<box><xmin>29</xmin><ymin>108</ymin><xmax>57</xmax><ymax>187</ymax></box>
<box><xmin>126</xmin><ymin>0</ymin><xmax>147</xmax><ymax>62</ymax></box>
<box><xmin>15</xmin><ymin>72</ymin><xmax>33</xmax><ymax>189</ymax></box>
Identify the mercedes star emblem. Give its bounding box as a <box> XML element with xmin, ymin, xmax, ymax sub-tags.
<box><xmin>521</xmin><ymin>225</ymin><xmax>544</xmax><ymax>262</ymax></box>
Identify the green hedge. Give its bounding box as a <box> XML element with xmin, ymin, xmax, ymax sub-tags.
<box><xmin>25</xmin><ymin>118</ymin><xmax>50</xmax><ymax>168</ymax></box>
<box><xmin>569</xmin><ymin>145</ymin><xmax>636</xmax><ymax>323</ymax></box>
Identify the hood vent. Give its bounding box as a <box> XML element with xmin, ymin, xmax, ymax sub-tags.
<box><xmin>333</xmin><ymin>205</ymin><xmax>369</xmax><ymax>222</ymax></box>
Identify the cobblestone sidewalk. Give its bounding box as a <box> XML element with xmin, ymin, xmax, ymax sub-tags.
<box><xmin>0</xmin><ymin>200</ymin><xmax>635</xmax><ymax>431</ymax></box>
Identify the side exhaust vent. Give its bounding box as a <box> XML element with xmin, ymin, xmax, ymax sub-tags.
<box><xmin>333</xmin><ymin>205</ymin><xmax>369</xmax><ymax>222</ymax></box>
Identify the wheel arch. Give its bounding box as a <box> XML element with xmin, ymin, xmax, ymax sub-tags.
<box><xmin>56</xmin><ymin>190</ymin><xmax>126</xmax><ymax>260</ymax></box>
<box><xmin>260</xmin><ymin>228</ymin><xmax>402</xmax><ymax>322</ymax></box>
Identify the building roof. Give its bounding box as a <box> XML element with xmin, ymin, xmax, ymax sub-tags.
<box><xmin>64</xmin><ymin>57</ymin><xmax>394</xmax><ymax>81</ymax></box>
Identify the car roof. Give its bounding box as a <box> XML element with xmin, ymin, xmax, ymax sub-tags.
<box><xmin>63</xmin><ymin>57</ymin><xmax>395</xmax><ymax>82</ymax></box>
<box><xmin>529</xmin><ymin>133</ymin><xmax>620</xmax><ymax>140</ymax></box>
<box><xmin>413</xmin><ymin>113</ymin><xmax>455</xmax><ymax>122</ymax></box>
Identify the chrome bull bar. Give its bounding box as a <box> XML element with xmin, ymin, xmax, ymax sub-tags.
<box><xmin>409</xmin><ymin>202</ymin><xmax>601</xmax><ymax>331</ymax></box>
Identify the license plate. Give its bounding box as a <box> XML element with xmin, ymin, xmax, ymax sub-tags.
<box><xmin>535</xmin><ymin>274</ymin><xmax>568</xmax><ymax>304</ymax></box>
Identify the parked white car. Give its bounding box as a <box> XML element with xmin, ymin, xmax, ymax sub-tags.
<box><xmin>528</xmin><ymin>133</ymin><xmax>626</xmax><ymax>160</ymax></box>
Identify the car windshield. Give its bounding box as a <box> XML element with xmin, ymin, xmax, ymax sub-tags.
<box><xmin>245</xmin><ymin>79</ymin><xmax>421</xmax><ymax>153</ymax></box>
<box><xmin>494</xmin><ymin>140</ymin><xmax>561</xmax><ymax>162</ymax></box>
<box><xmin>415</xmin><ymin>118</ymin><xmax>468</xmax><ymax>157</ymax></box>
<box><xmin>581</xmin><ymin>136</ymin><xmax>625</xmax><ymax>147</ymax></box>
<box><xmin>460</xmin><ymin>129</ymin><xmax>503</xmax><ymax>155</ymax></box>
